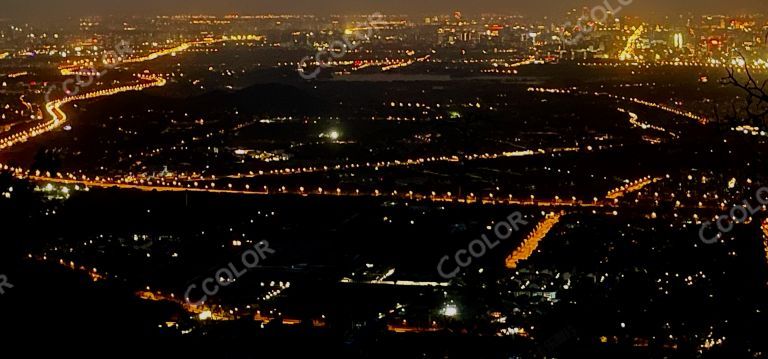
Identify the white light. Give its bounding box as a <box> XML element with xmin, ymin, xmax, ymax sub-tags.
<box><xmin>329</xmin><ymin>130</ymin><xmax>340</xmax><ymax>140</ymax></box>
<box><xmin>443</xmin><ymin>304</ymin><xmax>458</xmax><ymax>317</ymax></box>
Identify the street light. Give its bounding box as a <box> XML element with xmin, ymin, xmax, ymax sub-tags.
<box><xmin>442</xmin><ymin>304</ymin><xmax>458</xmax><ymax>317</ymax></box>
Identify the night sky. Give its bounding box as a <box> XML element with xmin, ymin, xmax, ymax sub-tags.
<box><xmin>3</xmin><ymin>0</ymin><xmax>767</xmax><ymax>19</ymax></box>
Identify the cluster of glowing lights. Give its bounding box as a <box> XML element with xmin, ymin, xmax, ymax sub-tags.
<box><xmin>623</xmin><ymin>96</ymin><xmax>707</xmax><ymax>125</ymax></box>
<box><xmin>505</xmin><ymin>212</ymin><xmax>563</xmax><ymax>269</ymax></box>
<box><xmin>381</xmin><ymin>59</ymin><xmax>415</xmax><ymax>71</ymax></box>
<box><xmin>220</xmin><ymin>35</ymin><xmax>265</xmax><ymax>41</ymax></box>
<box><xmin>29</xmin><ymin>254</ymin><xmax>105</xmax><ymax>282</ymax></box>
<box><xmin>762</xmin><ymin>219</ymin><xmax>768</xmax><ymax>266</ymax></box>
<box><xmin>137</xmin><ymin>289</ymin><xmax>220</xmax><ymax>318</ymax></box>
<box><xmin>262</xmin><ymin>281</ymin><xmax>291</xmax><ymax>301</ymax></box>
<box><xmin>528</xmin><ymin>87</ymin><xmax>574</xmax><ymax>94</ymax></box>
<box><xmin>606</xmin><ymin>176</ymin><xmax>658</xmax><ymax>200</ymax></box>
<box><xmin>482</xmin><ymin>58</ymin><xmax>536</xmax><ymax>75</ymax></box>
<box><xmin>621</xmin><ymin>108</ymin><xmax>679</xmax><ymax>139</ymax></box>
<box><xmin>340</xmin><ymin>278</ymin><xmax>450</xmax><ymax>287</ymax></box>
<box><xmin>577</xmin><ymin>60</ymin><xmax>768</xmax><ymax>71</ymax></box>
<box><xmin>122</xmin><ymin>43</ymin><xmax>191</xmax><ymax>64</ymax></box>
<box><xmin>138</xmin><ymin>285</ymin><xmax>308</xmax><ymax>325</ymax></box>
<box><xmin>380</xmin><ymin>54</ymin><xmax>429</xmax><ymax>72</ymax></box>
<box><xmin>732</xmin><ymin>125</ymin><xmax>768</xmax><ymax>137</ymax></box>
<box><xmin>59</xmin><ymin>42</ymin><xmax>187</xmax><ymax>75</ymax></box>
<box><xmin>619</xmin><ymin>26</ymin><xmax>644</xmax><ymax>61</ymax></box>
<box><xmin>527</xmin><ymin>87</ymin><xmax>709</xmax><ymax>125</ymax></box>
<box><xmin>161</xmin><ymin>148</ymin><xmax>578</xmax><ymax>182</ymax></box>
<box><xmin>347</xmin><ymin>58</ymin><xmax>407</xmax><ymax>70</ymax></box>
<box><xmin>481</xmin><ymin>68</ymin><xmax>519</xmax><ymax>75</ymax></box>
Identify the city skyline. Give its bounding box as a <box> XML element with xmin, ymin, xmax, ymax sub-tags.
<box><xmin>3</xmin><ymin>0</ymin><xmax>768</xmax><ymax>19</ymax></box>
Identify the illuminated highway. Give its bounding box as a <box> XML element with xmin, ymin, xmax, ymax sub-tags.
<box><xmin>505</xmin><ymin>212</ymin><xmax>563</xmax><ymax>269</ymax></box>
<box><xmin>606</xmin><ymin>176</ymin><xmax>659</xmax><ymax>200</ymax></box>
<box><xmin>21</xmin><ymin>173</ymin><xmax>617</xmax><ymax>208</ymax></box>
<box><xmin>58</xmin><ymin>36</ymin><xmax>262</xmax><ymax>75</ymax></box>
<box><xmin>177</xmin><ymin>148</ymin><xmax>579</xmax><ymax>182</ymax></box>
<box><xmin>0</xmin><ymin>74</ymin><xmax>166</xmax><ymax>150</ymax></box>
<box><xmin>620</xmin><ymin>108</ymin><xmax>680</xmax><ymax>139</ymax></box>
<box><xmin>528</xmin><ymin>87</ymin><xmax>709</xmax><ymax>125</ymax></box>
<box><xmin>0</xmin><ymin>162</ymin><xmax>647</xmax><ymax>209</ymax></box>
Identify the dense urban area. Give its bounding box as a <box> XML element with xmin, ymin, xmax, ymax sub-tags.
<box><xmin>1</xmin><ymin>6</ymin><xmax>767</xmax><ymax>358</ymax></box>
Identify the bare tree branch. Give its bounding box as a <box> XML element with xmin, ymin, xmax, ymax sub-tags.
<box><xmin>722</xmin><ymin>52</ymin><xmax>768</xmax><ymax>126</ymax></box>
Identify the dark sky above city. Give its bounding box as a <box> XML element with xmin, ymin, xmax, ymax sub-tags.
<box><xmin>4</xmin><ymin>0</ymin><xmax>767</xmax><ymax>19</ymax></box>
